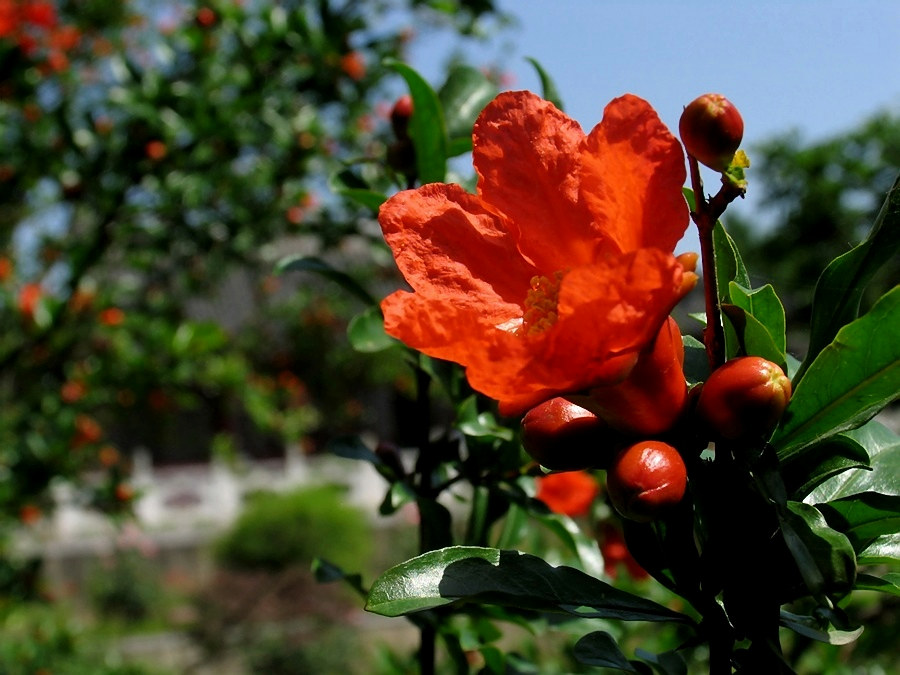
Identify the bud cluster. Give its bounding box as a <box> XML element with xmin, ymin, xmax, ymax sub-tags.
<box><xmin>521</xmin><ymin>318</ymin><xmax>792</xmax><ymax>524</ymax></box>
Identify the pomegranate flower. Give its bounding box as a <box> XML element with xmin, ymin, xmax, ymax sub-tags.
<box><xmin>379</xmin><ymin>91</ymin><xmax>695</xmax><ymax>415</ymax></box>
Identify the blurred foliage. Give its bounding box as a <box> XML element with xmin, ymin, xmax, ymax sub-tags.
<box><xmin>727</xmin><ymin>110</ymin><xmax>900</xmax><ymax>345</ymax></box>
<box><xmin>0</xmin><ymin>0</ymin><xmax>506</xmax><ymax>596</ymax></box>
<box><xmin>214</xmin><ymin>484</ymin><xmax>372</xmax><ymax>572</ymax></box>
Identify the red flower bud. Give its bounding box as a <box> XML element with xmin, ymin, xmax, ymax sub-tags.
<box><xmin>587</xmin><ymin>317</ymin><xmax>688</xmax><ymax>435</ymax></box>
<box><xmin>522</xmin><ymin>397</ymin><xmax>625</xmax><ymax>471</ymax></box>
<box><xmin>606</xmin><ymin>440</ymin><xmax>687</xmax><ymax>522</ymax></box>
<box><xmin>390</xmin><ymin>94</ymin><xmax>413</xmax><ymax>139</ymax></box>
<box><xmin>696</xmin><ymin>356</ymin><xmax>791</xmax><ymax>440</ymax></box>
<box><xmin>679</xmin><ymin>93</ymin><xmax>744</xmax><ymax>172</ymax></box>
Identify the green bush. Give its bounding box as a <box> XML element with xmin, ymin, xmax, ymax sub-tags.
<box><xmin>214</xmin><ymin>484</ymin><xmax>371</xmax><ymax>572</ymax></box>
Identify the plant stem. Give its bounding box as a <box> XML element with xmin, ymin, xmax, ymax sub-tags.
<box><xmin>687</xmin><ymin>156</ymin><xmax>744</xmax><ymax>371</ymax></box>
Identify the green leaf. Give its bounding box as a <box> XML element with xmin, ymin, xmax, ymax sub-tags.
<box><xmin>855</xmin><ymin>572</ymin><xmax>900</xmax><ymax>596</ymax></box>
<box><xmin>713</xmin><ymin>220</ymin><xmax>751</xmax><ymax>298</ymax></box>
<box><xmin>720</xmin><ymin>304</ymin><xmax>787</xmax><ymax>369</ymax></box>
<box><xmin>816</xmin><ymin>492</ymin><xmax>900</xmax><ymax>554</ymax></box>
<box><xmin>275</xmin><ymin>255</ymin><xmax>377</xmax><ymax>306</ymax></box>
<box><xmin>728</xmin><ymin>282</ymin><xmax>787</xmax><ymax>355</ymax></box>
<box><xmin>365</xmin><ymin>547</ymin><xmax>690</xmax><ymax>623</ymax></box>
<box><xmin>572</xmin><ymin>632</ymin><xmax>637</xmax><ymax>672</ymax></box>
<box><xmin>712</xmin><ymin>221</ymin><xmax>751</xmax><ymax>357</ymax></box>
<box><xmin>634</xmin><ymin>648</ymin><xmax>688</xmax><ymax>675</ymax></box>
<box><xmin>311</xmin><ymin>557</ymin><xmax>366</xmax><ymax>596</ymax></box>
<box><xmin>329</xmin><ymin>168</ymin><xmax>386</xmax><ymax>212</ymax></box>
<box><xmin>530</xmin><ymin>509</ymin><xmax>606</xmax><ymax>580</ymax></box>
<box><xmin>772</xmin><ymin>286</ymin><xmax>900</xmax><ymax>461</ymax></box>
<box><xmin>347</xmin><ymin>305</ymin><xmax>397</xmax><ymax>353</ymax></box>
<box><xmin>780</xmin><ymin>433</ymin><xmax>871</xmax><ymax>501</ymax></box>
<box><xmin>682</xmin><ymin>335</ymin><xmax>710</xmax><ymax>385</ymax></box>
<box><xmin>457</xmin><ymin>396</ymin><xmax>514</xmax><ymax>441</ymax></box>
<box><xmin>858</xmin><ymin>534</ymin><xmax>900</xmax><ymax>565</ymax></box>
<box><xmin>780</xmin><ymin>610</ymin><xmax>864</xmax><ymax>645</ymax></box>
<box><xmin>439</xmin><ymin>65</ymin><xmax>497</xmax><ymax>146</ymax></box>
<box><xmin>524</xmin><ymin>57</ymin><xmax>564</xmax><ymax>110</ymax></box>
<box><xmin>807</xmin><ymin>421</ymin><xmax>900</xmax><ymax>501</ymax></box>
<box><xmin>797</xmin><ymin>173</ymin><xmax>900</xmax><ymax>383</ymax></box>
<box><xmin>780</xmin><ymin>502</ymin><xmax>856</xmax><ymax>598</ymax></box>
<box><xmin>386</xmin><ymin>60</ymin><xmax>448</xmax><ymax>184</ymax></box>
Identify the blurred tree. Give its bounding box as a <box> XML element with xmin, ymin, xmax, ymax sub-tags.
<box><xmin>0</xmin><ymin>0</ymin><xmax>505</xmax><ymax>582</ymax></box>
<box><xmin>726</xmin><ymin>110</ymin><xmax>900</xmax><ymax>351</ymax></box>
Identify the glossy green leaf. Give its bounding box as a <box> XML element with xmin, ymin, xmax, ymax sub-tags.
<box><xmin>713</xmin><ymin>221</ymin><xmax>751</xmax><ymax>299</ymax></box>
<box><xmin>348</xmin><ymin>305</ymin><xmax>396</xmax><ymax>353</ymax></box>
<box><xmin>780</xmin><ymin>502</ymin><xmax>856</xmax><ymax>598</ymax></box>
<box><xmin>720</xmin><ymin>304</ymin><xmax>787</xmax><ymax>369</ymax></box>
<box><xmin>524</xmin><ymin>57</ymin><xmax>564</xmax><ymax>110</ymax></box>
<box><xmin>728</xmin><ymin>282</ymin><xmax>787</xmax><ymax>355</ymax></box>
<box><xmin>772</xmin><ymin>286</ymin><xmax>900</xmax><ymax>460</ymax></box>
<box><xmin>439</xmin><ymin>65</ymin><xmax>497</xmax><ymax>146</ymax></box>
<box><xmin>386</xmin><ymin>60</ymin><xmax>448</xmax><ymax>184</ymax></box>
<box><xmin>816</xmin><ymin>492</ymin><xmax>900</xmax><ymax>555</ymax></box>
<box><xmin>798</xmin><ymin>173</ymin><xmax>900</xmax><ymax>382</ymax></box>
<box><xmin>779</xmin><ymin>610</ymin><xmax>864</xmax><ymax>645</ymax></box>
<box><xmin>858</xmin><ymin>533</ymin><xmax>900</xmax><ymax>565</ymax></box>
<box><xmin>572</xmin><ymin>632</ymin><xmax>637</xmax><ymax>672</ymax></box>
<box><xmin>781</xmin><ymin>433</ymin><xmax>870</xmax><ymax>501</ymax></box>
<box><xmin>366</xmin><ymin>547</ymin><xmax>690</xmax><ymax>623</ymax></box>
<box><xmin>807</xmin><ymin>421</ymin><xmax>900</xmax><ymax>501</ymax></box>
<box><xmin>712</xmin><ymin>221</ymin><xmax>751</xmax><ymax>357</ymax></box>
<box><xmin>275</xmin><ymin>255</ymin><xmax>377</xmax><ymax>306</ymax></box>
<box><xmin>854</xmin><ymin>572</ymin><xmax>900</xmax><ymax>596</ymax></box>
<box><xmin>457</xmin><ymin>395</ymin><xmax>514</xmax><ymax>441</ymax></box>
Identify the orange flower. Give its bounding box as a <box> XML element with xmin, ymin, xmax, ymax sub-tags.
<box><xmin>535</xmin><ymin>471</ymin><xmax>599</xmax><ymax>517</ymax></box>
<box><xmin>379</xmin><ymin>92</ymin><xmax>695</xmax><ymax>415</ymax></box>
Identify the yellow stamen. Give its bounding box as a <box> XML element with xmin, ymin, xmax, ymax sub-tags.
<box><xmin>519</xmin><ymin>270</ymin><xmax>565</xmax><ymax>336</ymax></box>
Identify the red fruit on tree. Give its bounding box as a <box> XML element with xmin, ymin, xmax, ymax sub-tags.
<box><xmin>679</xmin><ymin>93</ymin><xmax>744</xmax><ymax>172</ymax></box>
<box><xmin>521</xmin><ymin>397</ymin><xmax>624</xmax><ymax>471</ymax></box>
<box><xmin>606</xmin><ymin>440</ymin><xmax>687</xmax><ymax>522</ymax></box>
<box><xmin>696</xmin><ymin>356</ymin><xmax>792</xmax><ymax>441</ymax></box>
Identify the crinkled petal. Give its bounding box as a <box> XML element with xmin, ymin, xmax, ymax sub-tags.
<box><xmin>473</xmin><ymin>91</ymin><xmax>609</xmax><ymax>272</ymax></box>
<box><xmin>379</xmin><ymin>183</ymin><xmax>537</xmax><ymax>361</ymax></box>
<box><xmin>379</xmin><ymin>183</ymin><xmax>538</xmax><ymax>305</ymax></box>
<box><xmin>579</xmin><ymin>94</ymin><xmax>689</xmax><ymax>253</ymax></box>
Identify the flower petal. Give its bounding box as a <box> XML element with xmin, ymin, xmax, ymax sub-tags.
<box><xmin>379</xmin><ymin>183</ymin><xmax>537</xmax><ymax>361</ymax></box>
<box><xmin>579</xmin><ymin>94</ymin><xmax>688</xmax><ymax>254</ymax></box>
<box><xmin>473</xmin><ymin>91</ymin><xmax>607</xmax><ymax>272</ymax></box>
<box><xmin>466</xmin><ymin>249</ymin><xmax>689</xmax><ymax>416</ymax></box>
<box><xmin>379</xmin><ymin>183</ymin><xmax>537</xmax><ymax>305</ymax></box>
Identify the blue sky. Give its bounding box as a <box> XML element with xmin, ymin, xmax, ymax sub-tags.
<box><xmin>407</xmin><ymin>0</ymin><xmax>900</xmax><ymax>249</ymax></box>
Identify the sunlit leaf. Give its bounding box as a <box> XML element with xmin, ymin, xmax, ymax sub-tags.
<box><xmin>385</xmin><ymin>60</ymin><xmax>448</xmax><ymax>183</ymax></box>
<box><xmin>439</xmin><ymin>65</ymin><xmax>497</xmax><ymax>146</ymax></box>
<box><xmin>807</xmin><ymin>421</ymin><xmax>900</xmax><ymax>501</ymax></box>
<box><xmin>858</xmin><ymin>533</ymin><xmax>900</xmax><ymax>565</ymax></box>
<box><xmin>728</xmin><ymin>282</ymin><xmax>787</xmax><ymax>355</ymax></box>
<box><xmin>816</xmin><ymin>492</ymin><xmax>900</xmax><ymax>554</ymax></box>
<box><xmin>797</xmin><ymin>173</ymin><xmax>900</xmax><ymax>382</ymax></box>
<box><xmin>780</xmin><ymin>502</ymin><xmax>856</xmax><ymax>598</ymax></box>
<box><xmin>780</xmin><ymin>610</ymin><xmax>864</xmax><ymax>645</ymax></box>
<box><xmin>348</xmin><ymin>305</ymin><xmax>397</xmax><ymax>353</ymax></box>
<box><xmin>524</xmin><ymin>57</ymin><xmax>564</xmax><ymax>110</ymax></box>
<box><xmin>855</xmin><ymin>572</ymin><xmax>900</xmax><ymax>596</ymax></box>
<box><xmin>772</xmin><ymin>286</ymin><xmax>900</xmax><ymax>460</ymax></box>
<box><xmin>782</xmin><ymin>433</ymin><xmax>870</xmax><ymax>501</ymax></box>
<box><xmin>366</xmin><ymin>547</ymin><xmax>691</xmax><ymax>623</ymax></box>
<box><xmin>720</xmin><ymin>304</ymin><xmax>786</xmax><ymax>369</ymax></box>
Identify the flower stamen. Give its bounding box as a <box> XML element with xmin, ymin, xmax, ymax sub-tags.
<box><xmin>519</xmin><ymin>270</ymin><xmax>565</xmax><ymax>336</ymax></box>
